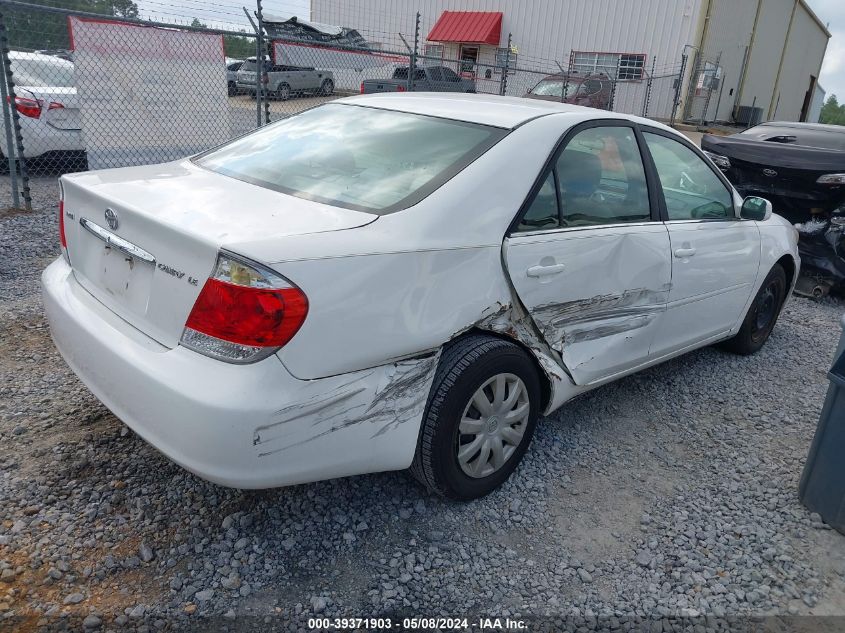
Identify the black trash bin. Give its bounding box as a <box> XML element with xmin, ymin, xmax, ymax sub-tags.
<box><xmin>799</xmin><ymin>314</ymin><xmax>845</xmax><ymax>535</ymax></box>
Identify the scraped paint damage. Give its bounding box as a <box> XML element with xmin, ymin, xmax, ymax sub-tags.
<box><xmin>536</xmin><ymin>284</ymin><xmax>671</xmax><ymax>348</ymax></box>
<box><xmin>252</xmin><ymin>353</ymin><xmax>440</xmax><ymax>456</ymax></box>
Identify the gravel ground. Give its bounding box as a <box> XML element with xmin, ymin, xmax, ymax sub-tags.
<box><xmin>2</xmin><ymin>176</ymin><xmax>845</xmax><ymax>632</ymax></box>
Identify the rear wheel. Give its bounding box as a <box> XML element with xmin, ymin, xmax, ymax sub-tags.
<box><xmin>720</xmin><ymin>263</ymin><xmax>786</xmax><ymax>355</ymax></box>
<box><xmin>410</xmin><ymin>335</ymin><xmax>541</xmax><ymax>500</ymax></box>
<box><xmin>320</xmin><ymin>79</ymin><xmax>334</xmax><ymax>95</ymax></box>
<box><xmin>275</xmin><ymin>83</ymin><xmax>291</xmax><ymax>101</ymax></box>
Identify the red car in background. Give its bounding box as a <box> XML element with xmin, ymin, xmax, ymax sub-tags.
<box><xmin>524</xmin><ymin>72</ymin><xmax>613</xmax><ymax>110</ymax></box>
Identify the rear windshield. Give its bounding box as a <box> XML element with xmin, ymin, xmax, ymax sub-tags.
<box><xmin>196</xmin><ymin>103</ymin><xmax>507</xmax><ymax>214</ymax></box>
<box><xmin>11</xmin><ymin>58</ymin><xmax>74</xmax><ymax>87</ymax></box>
<box><xmin>739</xmin><ymin>124</ymin><xmax>845</xmax><ymax>151</ymax></box>
<box><xmin>530</xmin><ymin>78</ymin><xmax>577</xmax><ymax>98</ymax></box>
<box><xmin>240</xmin><ymin>60</ymin><xmax>256</xmax><ymax>72</ymax></box>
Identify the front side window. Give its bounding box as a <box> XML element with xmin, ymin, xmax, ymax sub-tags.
<box><xmin>643</xmin><ymin>132</ymin><xmax>734</xmax><ymax>220</ymax></box>
<box><xmin>428</xmin><ymin>67</ymin><xmax>443</xmax><ymax>81</ymax></box>
<box><xmin>555</xmin><ymin>126</ymin><xmax>650</xmax><ymax>226</ymax></box>
<box><xmin>197</xmin><ymin>104</ymin><xmax>506</xmax><ymax>214</ymax></box>
<box><xmin>441</xmin><ymin>67</ymin><xmax>459</xmax><ymax>82</ymax></box>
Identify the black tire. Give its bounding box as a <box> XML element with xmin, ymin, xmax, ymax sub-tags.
<box><xmin>410</xmin><ymin>335</ymin><xmax>541</xmax><ymax>500</ymax></box>
<box><xmin>320</xmin><ymin>79</ymin><xmax>334</xmax><ymax>95</ymax></box>
<box><xmin>227</xmin><ymin>81</ymin><xmax>237</xmax><ymax>96</ymax></box>
<box><xmin>720</xmin><ymin>263</ymin><xmax>787</xmax><ymax>355</ymax></box>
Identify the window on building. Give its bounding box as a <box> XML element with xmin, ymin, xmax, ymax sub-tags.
<box><xmin>495</xmin><ymin>47</ymin><xmax>517</xmax><ymax>68</ymax></box>
<box><xmin>571</xmin><ymin>52</ymin><xmax>646</xmax><ymax>80</ymax></box>
<box><xmin>618</xmin><ymin>54</ymin><xmax>645</xmax><ymax>80</ymax></box>
<box><xmin>423</xmin><ymin>44</ymin><xmax>444</xmax><ymax>63</ymax></box>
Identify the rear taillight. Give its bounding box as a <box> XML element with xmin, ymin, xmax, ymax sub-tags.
<box><xmin>59</xmin><ymin>200</ymin><xmax>66</xmax><ymax>248</ymax></box>
<box><xmin>5</xmin><ymin>96</ymin><xmax>64</xmax><ymax>118</ymax></box>
<box><xmin>360</xmin><ymin>82</ymin><xmax>365</xmax><ymax>93</ymax></box>
<box><xmin>7</xmin><ymin>95</ymin><xmax>42</xmax><ymax>118</ymax></box>
<box><xmin>59</xmin><ymin>184</ymin><xmax>69</xmax><ymax>263</ymax></box>
<box><xmin>396</xmin><ymin>85</ymin><xmax>406</xmax><ymax>92</ymax></box>
<box><xmin>180</xmin><ymin>253</ymin><xmax>308</xmax><ymax>364</ymax></box>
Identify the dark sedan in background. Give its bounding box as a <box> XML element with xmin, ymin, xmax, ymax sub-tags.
<box><xmin>703</xmin><ymin>122</ymin><xmax>845</xmax><ymax>297</ymax></box>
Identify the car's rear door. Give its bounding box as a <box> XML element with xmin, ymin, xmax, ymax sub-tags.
<box><xmin>640</xmin><ymin>128</ymin><xmax>761</xmax><ymax>356</ymax></box>
<box><xmin>504</xmin><ymin>121</ymin><xmax>671</xmax><ymax>385</ymax></box>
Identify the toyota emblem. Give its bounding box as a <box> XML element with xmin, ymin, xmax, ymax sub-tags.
<box><xmin>104</xmin><ymin>208</ymin><xmax>119</xmax><ymax>230</ymax></box>
<box><xmin>762</xmin><ymin>168</ymin><xmax>778</xmax><ymax>178</ymax></box>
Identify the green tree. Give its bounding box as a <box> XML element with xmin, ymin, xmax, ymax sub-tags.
<box><xmin>5</xmin><ymin>0</ymin><xmax>141</xmax><ymax>50</ymax></box>
<box><xmin>191</xmin><ymin>17</ymin><xmax>255</xmax><ymax>59</ymax></box>
<box><xmin>820</xmin><ymin>95</ymin><xmax>845</xmax><ymax>126</ymax></box>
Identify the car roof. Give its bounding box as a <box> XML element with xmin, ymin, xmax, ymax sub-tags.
<box><xmin>9</xmin><ymin>50</ymin><xmax>73</xmax><ymax>67</ymax></box>
<box><xmin>335</xmin><ymin>92</ymin><xmax>664</xmax><ymax>130</ymax></box>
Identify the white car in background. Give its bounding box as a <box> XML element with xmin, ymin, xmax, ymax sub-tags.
<box><xmin>43</xmin><ymin>94</ymin><xmax>799</xmax><ymax>500</ymax></box>
<box><xmin>0</xmin><ymin>51</ymin><xmax>82</xmax><ymax>161</ymax></box>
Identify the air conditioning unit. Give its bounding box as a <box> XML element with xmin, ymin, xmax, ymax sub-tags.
<box><xmin>735</xmin><ymin>105</ymin><xmax>763</xmax><ymax>126</ymax></box>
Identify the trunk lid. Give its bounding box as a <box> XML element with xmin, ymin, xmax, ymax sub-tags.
<box><xmin>21</xmin><ymin>86</ymin><xmax>80</xmax><ymax>130</ymax></box>
<box><xmin>61</xmin><ymin>159</ymin><xmax>376</xmax><ymax>348</ymax></box>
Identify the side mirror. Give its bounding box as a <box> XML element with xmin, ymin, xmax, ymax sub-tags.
<box><xmin>741</xmin><ymin>196</ymin><xmax>772</xmax><ymax>221</ymax></box>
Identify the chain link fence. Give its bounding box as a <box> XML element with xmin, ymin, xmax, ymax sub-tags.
<box><xmin>0</xmin><ymin>0</ymin><xmax>690</xmax><ymax>210</ymax></box>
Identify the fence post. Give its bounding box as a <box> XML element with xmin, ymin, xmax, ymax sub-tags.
<box><xmin>0</xmin><ymin>36</ymin><xmax>18</xmax><ymax>208</ymax></box>
<box><xmin>642</xmin><ymin>56</ymin><xmax>656</xmax><ymax>117</ymax></box>
<box><xmin>256</xmin><ymin>0</ymin><xmax>269</xmax><ymax>125</ymax></box>
<box><xmin>409</xmin><ymin>11</ymin><xmax>419</xmax><ymax>91</ymax></box>
<box><xmin>0</xmin><ymin>8</ymin><xmax>29</xmax><ymax>210</ymax></box>
<box><xmin>499</xmin><ymin>32</ymin><xmax>511</xmax><ymax>96</ymax></box>
<box><xmin>670</xmin><ymin>52</ymin><xmax>687</xmax><ymax>127</ymax></box>
<box><xmin>243</xmin><ymin>6</ymin><xmax>262</xmax><ymax>128</ymax></box>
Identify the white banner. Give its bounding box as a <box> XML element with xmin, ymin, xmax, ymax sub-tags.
<box><xmin>69</xmin><ymin>18</ymin><xmax>231</xmax><ymax>169</ymax></box>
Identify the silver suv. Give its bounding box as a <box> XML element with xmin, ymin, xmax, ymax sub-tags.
<box><xmin>236</xmin><ymin>58</ymin><xmax>334</xmax><ymax>100</ymax></box>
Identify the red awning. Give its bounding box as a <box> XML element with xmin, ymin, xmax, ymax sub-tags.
<box><xmin>427</xmin><ymin>11</ymin><xmax>503</xmax><ymax>46</ymax></box>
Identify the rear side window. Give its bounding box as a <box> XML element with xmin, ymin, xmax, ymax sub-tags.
<box><xmin>197</xmin><ymin>103</ymin><xmax>507</xmax><ymax>214</ymax></box>
<box><xmin>11</xmin><ymin>58</ymin><xmax>74</xmax><ymax>87</ymax></box>
<box><xmin>556</xmin><ymin>126</ymin><xmax>650</xmax><ymax>226</ymax></box>
<box><xmin>514</xmin><ymin>125</ymin><xmax>651</xmax><ymax>232</ymax></box>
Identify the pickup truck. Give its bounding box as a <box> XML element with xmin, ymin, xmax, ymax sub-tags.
<box><xmin>360</xmin><ymin>65</ymin><xmax>476</xmax><ymax>94</ymax></box>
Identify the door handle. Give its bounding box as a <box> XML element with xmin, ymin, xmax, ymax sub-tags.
<box><xmin>527</xmin><ymin>263</ymin><xmax>566</xmax><ymax>278</ymax></box>
<box><xmin>673</xmin><ymin>247</ymin><xmax>697</xmax><ymax>258</ymax></box>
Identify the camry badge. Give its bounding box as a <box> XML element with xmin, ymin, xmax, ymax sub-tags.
<box><xmin>762</xmin><ymin>168</ymin><xmax>778</xmax><ymax>178</ymax></box>
<box><xmin>104</xmin><ymin>208</ymin><xmax>119</xmax><ymax>230</ymax></box>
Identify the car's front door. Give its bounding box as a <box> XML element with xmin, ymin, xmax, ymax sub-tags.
<box><xmin>641</xmin><ymin>129</ymin><xmax>761</xmax><ymax>356</ymax></box>
<box><xmin>504</xmin><ymin>122</ymin><xmax>672</xmax><ymax>385</ymax></box>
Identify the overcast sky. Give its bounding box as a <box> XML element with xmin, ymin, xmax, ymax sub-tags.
<box><xmin>812</xmin><ymin>0</ymin><xmax>844</xmax><ymax>101</ymax></box>
<box><xmin>138</xmin><ymin>0</ymin><xmax>842</xmax><ymax>102</ymax></box>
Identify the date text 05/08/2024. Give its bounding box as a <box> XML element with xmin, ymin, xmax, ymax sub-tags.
<box><xmin>307</xmin><ymin>617</ymin><xmax>528</xmax><ymax>630</ymax></box>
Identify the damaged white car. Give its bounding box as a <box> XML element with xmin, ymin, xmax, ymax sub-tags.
<box><xmin>43</xmin><ymin>94</ymin><xmax>799</xmax><ymax>500</ymax></box>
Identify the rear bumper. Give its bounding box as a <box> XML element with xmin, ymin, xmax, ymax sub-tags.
<box><xmin>0</xmin><ymin>116</ymin><xmax>83</xmax><ymax>159</ymax></box>
<box><xmin>42</xmin><ymin>258</ymin><xmax>437</xmax><ymax>489</ymax></box>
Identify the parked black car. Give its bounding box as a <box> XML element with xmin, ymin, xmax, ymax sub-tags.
<box><xmin>702</xmin><ymin>122</ymin><xmax>845</xmax><ymax>297</ymax></box>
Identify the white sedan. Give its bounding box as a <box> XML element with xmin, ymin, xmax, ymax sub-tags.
<box><xmin>43</xmin><ymin>94</ymin><xmax>799</xmax><ymax>500</ymax></box>
<box><xmin>1</xmin><ymin>51</ymin><xmax>82</xmax><ymax>160</ymax></box>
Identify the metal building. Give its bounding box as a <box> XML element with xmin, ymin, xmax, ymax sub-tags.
<box><xmin>310</xmin><ymin>0</ymin><xmax>830</xmax><ymax>124</ymax></box>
